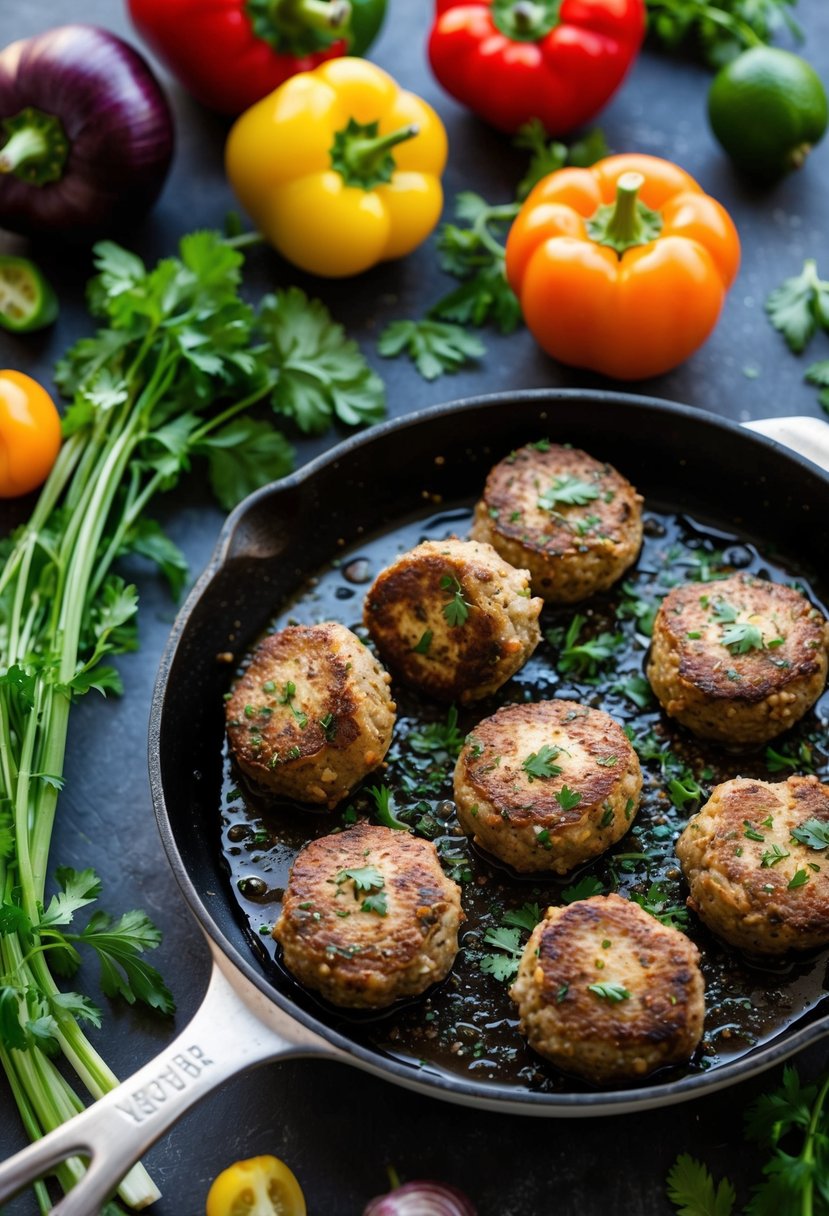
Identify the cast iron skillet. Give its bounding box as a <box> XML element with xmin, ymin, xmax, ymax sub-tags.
<box><xmin>2</xmin><ymin>389</ymin><xmax>829</xmax><ymax>1215</ymax></box>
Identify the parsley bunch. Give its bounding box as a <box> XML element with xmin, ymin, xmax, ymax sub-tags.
<box><xmin>766</xmin><ymin>260</ymin><xmax>829</xmax><ymax>414</ymax></box>
<box><xmin>0</xmin><ymin>231</ymin><xmax>383</xmax><ymax>1209</ymax></box>
<box><xmin>667</xmin><ymin>1064</ymin><xmax>829</xmax><ymax>1215</ymax></box>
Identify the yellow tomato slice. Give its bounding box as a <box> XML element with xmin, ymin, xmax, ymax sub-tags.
<box><xmin>205</xmin><ymin>1154</ymin><xmax>307</xmax><ymax>1216</ymax></box>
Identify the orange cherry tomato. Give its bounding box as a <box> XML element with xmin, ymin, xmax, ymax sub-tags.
<box><xmin>205</xmin><ymin>1154</ymin><xmax>307</xmax><ymax>1216</ymax></box>
<box><xmin>0</xmin><ymin>370</ymin><xmax>62</xmax><ymax>498</ymax></box>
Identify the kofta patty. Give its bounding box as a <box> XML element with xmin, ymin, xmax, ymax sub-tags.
<box><xmin>470</xmin><ymin>442</ymin><xmax>643</xmax><ymax>603</ymax></box>
<box><xmin>225</xmin><ymin>622</ymin><xmax>395</xmax><ymax>809</ymax></box>
<box><xmin>510</xmin><ymin>894</ymin><xmax>705</xmax><ymax>1083</ymax></box>
<box><xmin>273</xmin><ymin>823</ymin><xmax>463</xmax><ymax>1008</ymax></box>
<box><xmin>453</xmin><ymin>700</ymin><xmax>642</xmax><ymax>873</ymax></box>
<box><xmin>363</xmin><ymin>537</ymin><xmax>542</xmax><ymax>704</ymax></box>
<box><xmin>647</xmin><ymin>572</ymin><xmax>829</xmax><ymax>745</ymax></box>
<box><xmin>676</xmin><ymin>775</ymin><xmax>829</xmax><ymax>954</ymax></box>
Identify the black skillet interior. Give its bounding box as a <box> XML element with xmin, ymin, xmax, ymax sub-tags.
<box><xmin>152</xmin><ymin>390</ymin><xmax>829</xmax><ymax>1112</ymax></box>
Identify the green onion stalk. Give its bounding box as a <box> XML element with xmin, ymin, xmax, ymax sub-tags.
<box><xmin>0</xmin><ymin>233</ymin><xmax>295</xmax><ymax>1211</ymax></box>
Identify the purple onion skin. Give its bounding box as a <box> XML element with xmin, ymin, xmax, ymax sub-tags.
<box><xmin>363</xmin><ymin>1181</ymin><xmax>478</xmax><ymax>1216</ymax></box>
<box><xmin>0</xmin><ymin>24</ymin><xmax>174</xmax><ymax>239</ymax></box>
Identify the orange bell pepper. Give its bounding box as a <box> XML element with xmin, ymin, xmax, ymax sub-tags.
<box><xmin>505</xmin><ymin>153</ymin><xmax>741</xmax><ymax>380</ymax></box>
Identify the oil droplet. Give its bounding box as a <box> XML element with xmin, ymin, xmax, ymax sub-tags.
<box><xmin>237</xmin><ymin>876</ymin><xmax>268</xmax><ymax>899</ymax></box>
<box><xmin>227</xmin><ymin>824</ymin><xmax>249</xmax><ymax>842</ymax></box>
<box><xmin>343</xmin><ymin>558</ymin><xmax>372</xmax><ymax>584</ymax></box>
<box><xmin>335</xmin><ymin>586</ymin><xmax>356</xmax><ymax>600</ymax></box>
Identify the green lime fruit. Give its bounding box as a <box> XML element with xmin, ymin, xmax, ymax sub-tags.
<box><xmin>708</xmin><ymin>46</ymin><xmax>828</xmax><ymax>180</ymax></box>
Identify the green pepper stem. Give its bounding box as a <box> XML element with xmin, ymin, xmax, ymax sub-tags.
<box><xmin>332</xmin><ymin>120</ymin><xmax>419</xmax><ymax>189</ymax></box>
<box><xmin>606</xmin><ymin>172</ymin><xmax>646</xmax><ymax>245</ymax></box>
<box><xmin>492</xmin><ymin>0</ymin><xmax>561</xmax><ymax>41</ymax></box>
<box><xmin>514</xmin><ymin>2</ymin><xmax>546</xmax><ymax>33</ymax></box>
<box><xmin>267</xmin><ymin>0</ymin><xmax>350</xmax><ymax>35</ymax></box>
<box><xmin>0</xmin><ymin>128</ymin><xmax>47</xmax><ymax>175</ymax></box>
<box><xmin>347</xmin><ymin>124</ymin><xmax>418</xmax><ymax>166</ymax></box>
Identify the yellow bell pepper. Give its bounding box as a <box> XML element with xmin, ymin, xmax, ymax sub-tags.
<box><xmin>225</xmin><ymin>57</ymin><xmax>448</xmax><ymax>277</ymax></box>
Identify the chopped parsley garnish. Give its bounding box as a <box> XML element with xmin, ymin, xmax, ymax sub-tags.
<box><xmin>538</xmin><ymin>475</ymin><xmax>600</xmax><ymax>511</ymax></box>
<box><xmin>367</xmin><ymin>784</ymin><xmax>410</xmax><ymax>832</ymax></box>
<box><xmin>336</xmin><ymin>865</ymin><xmax>384</xmax><ymax>892</ymax></box>
<box><xmin>502</xmin><ymin>902</ymin><xmax>543</xmax><ymax>932</ymax></box>
<box><xmin>761</xmin><ymin>844</ymin><xmax>790</xmax><ymax>868</ymax></box>
<box><xmin>319</xmin><ymin>712</ymin><xmax>336</xmax><ymax>740</ymax></box>
<box><xmin>550</xmin><ymin>613</ymin><xmax>623</xmax><ymax>680</ymax></box>
<box><xmin>712</xmin><ymin>599</ymin><xmax>738</xmax><ymax>624</ymax></box>
<box><xmin>788</xmin><ymin>869</ymin><xmax>809</xmax><ymax>890</ymax></box>
<box><xmin>479</xmin><ymin>903</ymin><xmax>542</xmax><ymax>982</ymax></box>
<box><xmin>668</xmin><ymin>772</ymin><xmax>706</xmax><ymax>812</ymax></box>
<box><xmin>361</xmin><ymin>891</ymin><xmax>388</xmax><ymax>917</ymax></box>
<box><xmin>521</xmin><ymin>745</ymin><xmax>563</xmax><ymax>782</ymax></box>
<box><xmin>616</xmin><ymin>675</ymin><xmax>656</xmax><ymax>710</ymax></box>
<box><xmin>588</xmin><ymin>982</ymin><xmax>630</xmax><ymax>1002</ymax></box>
<box><xmin>440</xmin><ymin>575</ymin><xmax>471</xmax><ymax>627</ymax></box>
<box><xmin>720</xmin><ymin>620</ymin><xmax>765</xmax><ymax>654</ymax></box>
<box><xmin>413</xmin><ymin>629</ymin><xmax>433</xmax><ymax>654</ymax></box>
<box><xmin>631</xmin><ymin>881</ymin><xmax>689</xmax><ymax>930</ymax></box>
<box><xmin>278</xmin><ymin>680</ymin><xmax>308</xmax><ymax>727</ymax></box>
<box><xmin>410</xmin><ymin>705</ymin><xmax>465</xmax><ymax>758</ymax></box>
<box><xmin>285</xmin><ymin>745</ymin><xmax>301</xmax><ymax>760</ymax></box>
<box><xmin>743</xmin><ymin>821</ymin><xmax>766</xmax><ymax>842</ymax></box>
<box><xmin>791</xmin><ymin>819</ymin><xmax>829</xmax><ymax>851</ymax></box>
<box><xmin>555</xmin><ymin>786</ymin><xmax>582</xmax><ymax>811</ymax></box>
<box><xmin>561</xmin><ymin>875</ymin><xmax>605</xmax><ymax>904</ymax></box>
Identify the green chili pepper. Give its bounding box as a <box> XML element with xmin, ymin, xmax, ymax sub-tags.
<box><xmin>0</xmin><ymin>255</ymin><xmax>58</xmax><ymax>332</ymax></box>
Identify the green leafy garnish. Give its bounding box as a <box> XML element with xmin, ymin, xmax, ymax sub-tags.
<box><xmin>367</xmin><ymin>785</ymin><xmax>410</xmax><ymax>832</ymax></box>
<box><xmin>668</xmin><ymin>772</ymin><xmax>706</xmax><ymax>812</ymax></box>
<box><xmin>410</xmin><ymin>706</ymin><xmax>465</xmax><ymax>758</ymax></box>
<box><xmin>278</xmin><ymin>680</ymin><xmax>308</xmax><ymax>727</ymax></box>
<box><xmin>440</xmin><ymin>575</ymin><xmax>471</xmax><ymax>627</ymax></box>
<box><xmin>336</xmin><ymin>865</ymin><xmax>385</xmax><ymax>893</ymax></box>
<box><xmin>538</xmin><ymin>476</ymin><xmax>601</xmax><ymax>511</ymax></box>
<box><xmin>587</xmin><ymin>982</ymin><xmax>630</xmax><ymax>1002</ymax></box>
<box><xmin>377</xmin><ymin>319</ymin><xmax>485</xmax><ymax>381</ymax></box>
<box><xmin>720</xmin><ymin>621</ymin><xmax>765</xmax><ymax>654</ymax></box>
<box><xmin>666</xmin><ymin>1154</ymin><xmax>736</xmax><ymax>1216</ymax></box>
<box><xmin>791</xmin><ymin>819</ymin><xmax>829</xmax><ymax>850</ymax></box>
<box><xmin>549</xmin><ymin>613</ymin><xmax>623</xmax><ymax>680</ymax></box>
<box><xmin>413</xmin><ymin>629</ymin><xmax>433</xmax><ymax>655</ymax></box>
<box><xmin>766</xmin><ymin>259</ymin><xmax>829</xmax><ymax>354</ymax></box>
<box><xmin>361</xmin><ymin>891</ymin><xmax>389</xmax><ymax>917</ymax></box>
<box><xmin>788</xmin><ymin>869</ymin><xmax>809</xmax><ymax>890</ymax></box>
<box><xmin>561</xmin><ymin>875</ymin><xmax>605</xmax><ymax>904</ymax></box>
<box><xmin>555</xmin><ymin>786</ymin><xmax>582</xmax><ymax>812</ymax></box>
<box><xmin>479</xmin><ymin>927</ymin><xmax>524</xmax><ymax>982</ymax></box>
<box><xmin>646</xmin><ymin>0</ymin><xmax>802</xmax><ymax>69</ymax></box>
<box><xmin>514</xmin><ymin>119</ymin><xmax>610</xmax><ymax>200</ymax></box>
<box><xmin>760</xmin><ymin>844</ymin><xmax>790</xmax><ymax>868</ymax></box>
<box><xmin>631</xmin><ymin>881</ymin><xmax>689</xmax><ymax>929</ymax></box>
<box><xmin>521</xmin><ymin>745</ymin><xmax>563</xmax><ymax>782</ymax></box>
<box><xmin>502</xmin><ymin>903</ymin><xmax>543</xmax><ymax>932</ymax></box>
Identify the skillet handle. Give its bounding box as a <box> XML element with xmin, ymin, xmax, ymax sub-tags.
<box><xmin>743</xmin><ymin>415</ymin><xmax>829</xmax><ymax>473</ymax></box>
<box><xmin>0</xmin><ymin>944</ymin><xmax>337</xmax><ymax>1215</ymax></box>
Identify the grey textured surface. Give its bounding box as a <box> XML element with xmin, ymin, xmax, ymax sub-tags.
<box><xmin>1</xmin><ymin>0</ymin><xmax>829</xmax><ymax>1212</ymax></box>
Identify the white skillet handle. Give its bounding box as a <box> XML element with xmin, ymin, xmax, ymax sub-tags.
<box><xmin>743</xmin><ymin>415</ymin><xmax>829</xmax><ymax>473</ymax></box>
<box><xmin>0</xmin><ymin>944</ymin><xmax>337</xmax><ymax>1216</ymax></box>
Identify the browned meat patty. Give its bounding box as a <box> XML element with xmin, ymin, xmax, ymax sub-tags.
<box><xmin>273</xmin><ymin>823</ymin><xmax>463</xmax><ymax>1008</ymax></box>
<box><xmin>470</xmin><ymin>442</ymin><xmax>643</xmax><ymax>603</ymax></box>
<box><xmin>510</xmin><ymin>894</ymin><xmax>705</xmax><ymax>1083</ymax></box>
<box><xmin>647</xmin><ymin>572</ymin><xmax>829</xmax><ymax>745</ymax></box>
<box><xmin>676</xmin><ymin>775</ymin><xmax>829</xmax><ymax>954</ymax></box>
<box><xmin>363</xmin><ymin>537</ymin><xmax>542</xmax><ymax>704</ymax></box>
<box><xmin>225</xmin><ymin>622</ymin><xmax>395</xmax><ymax>809</ymax></box>
<box><xmin>453</xmin><ymin>700</ymin><xmax>641</xmax><ymax>873</ymax></box>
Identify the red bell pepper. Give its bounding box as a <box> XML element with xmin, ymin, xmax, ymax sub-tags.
<box><xmin>428</xmin><ymin>0</ymin><xmax>646</xmax><ymax>136</ymax></box>
<box><xmin>128</xmin><ymin>0</ymin><xmax>387</xmax><ymax>116</ymax></box>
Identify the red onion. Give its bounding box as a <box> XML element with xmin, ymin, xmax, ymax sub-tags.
<box><xmin>0</xmin><ymin>25</ymin><xmax>174</xmax><ymax>239</ymax></box>
<box><xmin>363</xmin><ymin>1180</ymin><xmax>478</xmax><ymax>1216</ymax></box>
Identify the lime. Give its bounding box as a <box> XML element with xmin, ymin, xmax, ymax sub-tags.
<box><xmin>708</xmin><ymin>46</ymin><xmax>828</xmax><ymax>180</ymax></box>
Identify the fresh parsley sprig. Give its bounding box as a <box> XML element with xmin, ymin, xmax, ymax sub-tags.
<box><xmin>548</xmin><ymin>613</ymin><xmax>624</xmax><ymax>681</ymax></box>
<box><xmin>645</xmin><ymin>0</ymin><xmax>802</xmax><ymax>69</ymax></box>
<box><xmin>479</xmin><ymin>903</ymin><xmax>543</xmax><ymax>983</ymax></box>
<box><xmin>766</xmin><ymin>260</ymin><xmax>829</xmax><ymax>415</ymax></box>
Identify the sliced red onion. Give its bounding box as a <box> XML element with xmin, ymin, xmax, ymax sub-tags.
<box><xmin>0</xmin><ymin>24</ymin><xmax>174</xmax><ymax>239</ymax></box>
<box><xmin>363</xmin><ymin>1180</ymin><xmax>478</xmax><ymax>1216</ymax></box>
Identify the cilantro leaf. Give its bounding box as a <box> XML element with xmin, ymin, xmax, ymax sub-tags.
<box><xmin>667</xmin><ymin>1154</ymin><xmax>736</xmax><ymax>1216</ymax></box>
<box><xmin>502</xmin><ymin>903</ymin><xmax>542</xmax><ymax>933</ymax></box>
<box><xmin>361</xmin><ymin>891</ymin><xmax>388</xmax><ymax>917</ymax></box>
<box><xmin>555</xmin><ymin>786</ymin><xmax>582</xmax><ymax>811</ymax></box>
<box><xmin>197</xmin><ymin>417</ymin><xmax>294</xmax><ymax>511</ymax></box>
<box><xmin>720</xmin><ymin>621</ymin><xmax>764</xmax><ymax>653</ymax></box>
<box><xmin>479</xmin><ymin>952</ymin><xmax>522</xmax><ymax>983</ymax></box>
<box><xmin>79</xmin><ymin>908</ymin><xmax>175</xmax><ymax>1014</ymax></box>
<box><xmin>766</xmin><ymin>260</ymin><xmax>829</xmax><ymax>354</ymax></box>
<box><xmin>378</xmin><ymin>320</ymin><xmax>485</xmax><ymax>381</ymax></box>
<box><xmin>260</xmin><ymin>289</ymin><xmax>385</xmax><ymax>432</ymax></box>
<box><xmin>440</xmin><ymin>575</ymin><xmax>471</xmax><ymax>627</ymax></box>
<box><xmin>521</xmin><ymin>745</ymin><xmax>563</xmax><ymax>782</ymax></box>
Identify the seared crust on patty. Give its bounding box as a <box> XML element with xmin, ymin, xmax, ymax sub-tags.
<box><xmin>470</xmin><ymin>443</ymin><xmax>643</xmax><ymax>603</ymax></box>
<box><xmin>225</xmin><ymin>622</ymin><xmax>395</xmax><ymax>809</ymax></box>
<box><xmin>676</xmin><ymin>776</ymin><xmax>829</xmax><ymax>954</ymax></box>
<box><xmin>647</xmin><ymin>573</ymin><xmax>829</xmax><ymax>745</ymax></box>
<box><xmin>363</xmin><ymin>537</ymin><xmax>542</xmax><ymax>704</ymax></box>
<box><xmin>453</xmin><ymin>701</ymin><xmax>641</xmax><ymax>873</ymax></box>
<box><xmin>273</xmin><ymin>823</ymin><xmax>463</xmax><ymax>1008</ymax></box>
<box><xmin>510</xmin><ymin>895</ymin><xmax>704</xmax><ymax>1083</ymax></box>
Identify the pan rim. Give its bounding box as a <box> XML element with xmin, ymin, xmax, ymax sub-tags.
<box><xmin>149</xmin><ymin>387</ymin><xmax>829</xmax><ymax>1114</ymax></box>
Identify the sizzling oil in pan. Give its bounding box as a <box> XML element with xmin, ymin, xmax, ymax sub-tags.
<box><xmin>219</xmin><ymin>501</ymin><xmax>829</xmax><ymax>1094</ymax></box>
